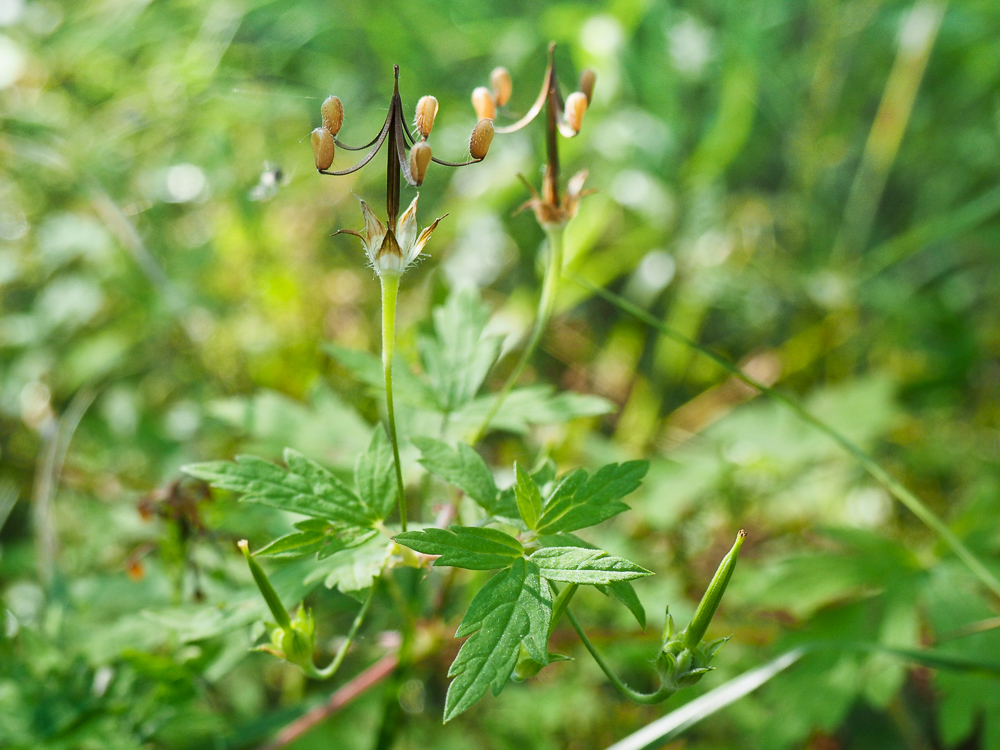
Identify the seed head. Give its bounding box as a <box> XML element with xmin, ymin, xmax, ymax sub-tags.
<box><xmin>471</xmin><ymin>86</ymin><xmax>496</xmax><ymax>121</ymax></box>
<box><xmin>311</xmin><ymin>127</ymin><xmax>335</xmax><ymax>171</ymax></box>
<box><xmin>578</xmin><ymin>69</ymin><xmax>597</xmax><ymax>103</ymax></box>
<box><xmin>409</xmin><ymin>141</ymin><xmax>432</xmax><ymax>185</ymax></box>
<box><xmin>321</xmin><ymin>95</ymin><xmax>344</xmax><ymax>136</ymax></box>
<box><xmin>490</xmin><ymin>66</ymin><xmax>512</xmax><ymax>107</ymax></box>
<box><xmin>414</xmin><ymin>95</ymin><xmax>438</xmax><ymax>139</ymax></box>
<box><xmin>469</xmin><ymin>118</ymin><xmax>494</xmax><ymax>160</ymax></box>
<box><xmin>564</xmin><ymin>92</ymin><xmax>588</xmax><ymax>133</ymax></box>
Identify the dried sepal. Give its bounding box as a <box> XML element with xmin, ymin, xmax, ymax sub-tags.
<box><xmin>471</xmin><ymin>86</ymin><xmax>496</xmax><ymax>121</ymax></box>
<box><xmin>469</xmin><ymin>119</ymin><xmax>495</xmax><ymax>160</ymax></box>
<box><xmin>409</xmin><ymin>141</ymin><xmax>432</xmax><ymax>185</ymax></box>
<box><xmin>490</xmin><ymin>66</ymin><xmax>512</xmax><ymax>107</ymax></box>
<box><xmin>579</xmin><ymin>69</ymin><xmax>596</xmax><ymax>103</ymax></box>
<box><xmin>311</xmin><ymin>127</ymin><xmax>335</xmax><ymax>171</ymax></box>
<box><xmin>414</xmin><ymin>95</ymin><xmax>438</xmax><ymax>138</ymax></box>
<box><xmin>564</xmin><ymin>92</ymin><xmax>588</xmax><ymax>133</ymax></box>
<box><xmin>321</xmin><ymin>95</ymin><xmax>344</xmax><ymax>136</ymax></box>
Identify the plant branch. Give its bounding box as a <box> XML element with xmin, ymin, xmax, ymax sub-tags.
<box><xmin>571</xmin><ymin>275</ymin><xmax>1000</xmax><ymax>601</ymax></box>
<box><xmin>306</xmin><ymin>584</ymin><xmax>377</xmax><ymax>679</ymax></box>
<box><xmin>380</xmin><ymin>275</ymin><xmax>407</xmax><ymax>532</ymax></box>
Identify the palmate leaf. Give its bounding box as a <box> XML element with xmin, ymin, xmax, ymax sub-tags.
<box><xmin>514</xmin><ymin>463</ymin><xmax>542</xmax><ymax>530</ymax></box>
<box><xmin>418</xmin><ymin>288</ymin><xmax>501</xmax><ymax>413</ymax></box>
<box><xmin>445</xmin><ymin>558</ymin><xmax>552</xmax><ymax>721</ymax></box>
<box><xmin>394</xmin><ymin>526</ymin><xmax>523</xmax><ymax>570</ymax></box>
<box><xmin>306</xmin><ymin>534</ymin><xmax>392</xmax><ymax>593</ymax></box>
<box><xmin>355</xmin><ymin>425</ymin><xmax>396</xmax><ymax>520</ymax></box>
<box><xmin>536</xmin><ymin>460</ymin><xmax>649</xmax><ymax>534</ymax></box>
<box><xmin>412</xmin><ymin>436</ymin><xmax>517</xmax><ymax>517</ymax></box>
<box><xmin>183</xmin><ymin>449</ymin><xmax>375</xmax><ymax>528</ymax></box>
<box><xmin>529</xmin><ymin>547</ymin><xmax>652</xmax><ymax>584</ymax></box>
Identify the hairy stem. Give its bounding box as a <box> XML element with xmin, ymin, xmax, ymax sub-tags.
<box><xmin>381</xmin><ymin>274</ymin><xmax>407</xmax><ymax>532</ymax></box>
<box><xmin>307</xmin><ymin>584</ymin><xmax>377</xmax><ymax>680</ymax></box>
<box><xmin>566</xmin><ymin>608</ymin><xmax>675</xmax><ymax>705</ymax></box>
<box><xmin>572</xmin><ymin>275</ymin><xmax>1000</xmax><ymax>601</ymax></box>
<box><xmin>472</xmin><ymin>224</ymin><xmax>565</xmax><ymax>443</ymax></box>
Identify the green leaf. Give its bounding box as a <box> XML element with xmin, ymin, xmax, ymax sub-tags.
<box><xmin>255</xmin><ymin>531</ymin><xmax>325</xmax><ymax>558</ymax></box>
<box><xmin>182</xmin><ymin>450</ymin><xmax>375</xmax><ymax>527</ymax></box>
<box><xmin>306</xmin><ymin>534</ymin><xmax>392</xmax><ymax>593</ymax></box>
<box><xmin>445</xmin><ymin>559</ymin><xmax>552</xmax><ymax>721</ymax></box>
<box><xmin>355</xmin><ymin>425</ymin><xmax>397</xmax><ymax>520</ymax></box>
<box><xmin>606</xmin><ymin>580</ymin><xmax>647</xmax><ymax>630</ymax></box>
<box><xmin>536</xmin><ymin>461</ymin><xmax>649</xmax><ymax>533</ymax></box>
<box><xmin>529</xmin><ymin>547</ymin><xmax>652</xmax><ymax>584</ymax></box>
<box><xmin>418</xmin><ymin>288</ymin><xmax>501</xmax><ymax>412</ymax></box>
<box><xmin>456</xmin><ymin>385</ymin><xmax>615</xmax><ymax>434</ymax></box>
<box><xmin>394</xmin><ymin>526</ymin><xmax>523</xmax><ymax>569</ymax></box>
<box><xmin>325</xmin><ymin>342</ymin><xmax>438</xmax><ymax>408</ymax></box>
<box><xmin>412</xmin><ymin>436</ymin><xmax>503</xmax><ymax>514</ymax></box>
<box><xmin>514</xmin><ymin>463</ymin><xmax>542</xmax><ymax>530</ymax></box>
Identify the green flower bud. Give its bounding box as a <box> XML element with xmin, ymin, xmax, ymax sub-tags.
<box><xmin>682</xmin><ymin>530</ymin><xmax>746</xmax><ymax>649</ymax></box>
<box><xmin>239</xmin><ymin>540</ymin><xmax>291</xmax><ymax>630</ymax></box>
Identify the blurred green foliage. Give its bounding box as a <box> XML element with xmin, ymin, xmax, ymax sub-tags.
<box><xmin>3</xmin><ymin>0</ymin><xmax>1000</xmax><ymax>747</ymax></box>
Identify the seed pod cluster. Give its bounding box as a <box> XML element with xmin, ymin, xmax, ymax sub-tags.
<box><xmin>409</xmin><ymin>141</ymin><xmax>432</xmax><ymax>185</ymax></box>
<box><xmin>490</xmin><ymin>66</ymin><xmax>512</xmax><ymax>107</ymax></box>
<box><xmin>470</xmin><ymin>118</ymin><xmax>494</xmax><ymax>160</ymax></box>
<box><xmin>471</xmin><ymin>86</ymin><xmax>496</xmax><ymax>121</ymax></box>
<box><xmin>414</xmin><ymin>95</ymin><xmax>438</xmax><ymax>139</ymax></box>
<box><xmin>311</xmin><ymin>127</ymin><xmax>335</xmax><ymax>171</ymax></box>
<box><xmin>564</xmin><ymin>91</ymin><xmax>588</xmax><ymax>133</ymax></box>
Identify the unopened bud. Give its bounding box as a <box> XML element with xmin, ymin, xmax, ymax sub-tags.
<box><xmin>490</xmin><ymin>67</ymin><xmax>512</xmax><ymax>107</ymax></box>
<box><xmin>579</xmin><ymin>69</ymin><xmax>597</xmax><ymax>103</ymax></box>
<box><xmin>414</xmin><ymin>95</ymin><xmax>438</xmax><ymax>138</ymax></box>
<box><xmin>409</xmin><ymin>141</ymin><xmax>432</xmax><ymax>185</ymax></box>
<box><xmin>469</xmin><ymin>119</ymin><xmax>494</xmax><ymax>160</ymax></box>
<box><xmin>471</xmin><ymin>86</ymin><xmax>496</xmax><ymax>121</ymax></box>
<box><xmin>311</xmin><ymin>127</ymin><xmax>335</xmax><ymax>171</ymax></box>
<box><xmin>321</xmin><ymin>95</ymin><xmax>344</xmax><ymax>136</ymax></box>
<box><xmin>564</xmin><ymin>92</ymin><xmax>588</xmax><ymax>133</ymax></box>
<box><xmin>683</xmin><ymin>530</ymin><xmax>747</xmax><ymax>649</ymax></box>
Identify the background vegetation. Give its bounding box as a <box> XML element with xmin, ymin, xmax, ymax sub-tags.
<box><xmin>2</xmin><ymin>0</ymin><xmax>1000</xmax><ymax>747</ymax></box>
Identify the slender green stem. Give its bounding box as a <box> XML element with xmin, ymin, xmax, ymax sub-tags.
<box><xmin>471</xmin><ymin>224</ymin><xmax>565</xmax><ymax>444</ymax></box>
<box><xmin>549</xmin><ymin>582</ymin><xmax>578</xmax><ymax>636</ymax></box>
<box><xmin>572</xmin><ymin>275</ymin><xmax>1000</xmax><ymax>601</ymax></box>
<box><xmin>307</xmin><ymin>583</ymin><xmax>377</xmax><ymax>680</ymax></box>
<box><xmin>566</xmin><ymin>608</ymin><xmax>675</xmax><ymax>705</ymax></box>
<box><xmin>380</xmin><ymin>274</ymin><xmax>407</xmax><ymax>532</ymax></box>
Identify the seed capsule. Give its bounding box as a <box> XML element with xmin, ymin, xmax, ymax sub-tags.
<box><xmin>409</xmin><ymin>141</ymin><xmax>432</xmax><ymax>185</ymax></box>
<box><xmin>311</xmin><ymin>127</ymin><xmax>335</xmax><ymax>171</ymax></box>
<box><xmin>564</xmin><ymin>91</ymin><xmax>588</xmax><ymax>132</ymax></box>
<box><xmin>469</xmin><ymin>118</ymin><xmax>494</xmax><ymax>160</ymax></box>
<box><xmin>490</xmin><ymin>66</ymin><xmax>512</xmax><ymax>107</ymax></box>
<box><xmin>321</xmin><ymin>95</ymin><xmax>344</xmax><ymax>136</ymax></box>
<box><xmin>471</xmin><ymin>86</ymin><xmax>496</xmax><ymax>121</ymax></box>
<box><xmin>414</xmin><ymin>95</ymin><xmax>438</xmax><ymax>138</ymax></box>
<box><xmin>579</xmin><ymin>69</ymin><xmax>596</xmax><ymax>103</ymax></box>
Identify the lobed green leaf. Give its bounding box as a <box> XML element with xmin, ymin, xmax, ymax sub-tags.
<box><xmin>536</xmin><ymin>460</ymin><xmax>649</xmax><ymax>533</ymax></box>
<box><xmin>394</xmin><ymin>526</ymin><xmax>523</xmax><ymax>570</ymax></box>
<box><xmin>412</xmin><ymin>437</ymin><xmax>506</xmax><ymax>514</ymax></box>
<box><xmin>529</xmin><ymin>546</ymin><xmax>652</xmax><ymax>584</ymax></box>
<box><xmin>514</xmin><ymin>463</ymin><xmax>543</xmax><ymax>530</ymax></box>
<box><xmin>355</xmin><ymin>425</ymin><xmax>397</xmax><ymax>520</ymax></box>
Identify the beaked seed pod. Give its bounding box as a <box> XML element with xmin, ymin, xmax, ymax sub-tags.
<box><xmin>321</xmin><ymin>95</ymin><xmax>344</xmax><ymax>135</ymax></box>
<box><xmin>311</xmin><ymin>127</ymin><xmax>335</xmax><ymax>171</ymax></box>
<box><xmin>564</xmin><ymin>92</ymin><xmax>588</xmax><ymax>133</ymax></box>
<box><xmin>579</xmin><ymin>69</ymin><xmax>597</xmax><ymax>103</ymax></box>
<box><xmin>490</xmin><ymin>66</ymin><xmax>512</xmax><ymax>107</ymax></box>
<box><xmin>471</xmin><ymin>86</ymin><xmax>496</xmax><ymax>121</ymax></box>
<box><xmin>409</xmin><ymin>141</ymin><xmax>432</xmax><ymax>184</ymax></box>
<box><xmin>469</xmin><ymin>118</ymin><xmax>494</xmax><ymax>160</ymax></box>
<box><xmin>414</xmin><ymin>95</ymin><xmax>438</xmax><ymax>138</ymax></box>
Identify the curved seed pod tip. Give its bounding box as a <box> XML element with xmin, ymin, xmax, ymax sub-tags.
<box><xmin>471</xmin><ymin>86</ymin><xmax>497</xmax><ymax>121</ymax></box>
<box><xmin>469</xmin><ymin>118</ymin><xmax>494</xmax><ymax>160</ymax></box>
<box><xmin>321</xmin><ymin>95</ymin><xmax>344</xmax><ymax>135</ymax></box>
<box><xmin>564</xmin><ymin>92</ymin><xmax>588</xmax><ymax>133</ymax></box>
<box><xmin>414</xmin><ymin>95</ymin><xmax>438</xmax><ymax>139</ymax></box>
<box><xmin>490</xmin><ymin>66</ymin><xmax>512</xmax><ymax>107</ymax></box>
<box><xmin>579</xmin><ymin>69</ymin><xmax>596</xmax><ymax>103</ymax></box>
<box><xmin>311</xmin><ymin>127</ymin><xmax>335</xmax><ymax>171</ymax></box>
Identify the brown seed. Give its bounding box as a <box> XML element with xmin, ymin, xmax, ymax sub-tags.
<box><xmin>469</xmin><ymin>118</ymin><xmax>494</xmax><ymax>160</ymax></box>
<box><xmin>490</xmin><ymin>66</ymin><xmax>512</xmax><ymax>107</ymax></box>
<box><xmin>321</xmin><ymin>95</ymin><xmax>344</xmax><ymax>136</ymax></box>
<box><xmin>311</xmin><ymin>127</ymin><xmax>335</xmax><ymax>171</ymax></box>
<box><xmin>414</xmin><ymin>95</ymin><xmax>438</xmax><ymax>139</ymax></box>
<box><xmin>564</xmin><ymin>92</ymin><xmax>588</xmax><ymax>132</ymax></box>
<box><xmin>471</xmin><ymin>86</ymin><xmax>496</xmax><ymax>121</ymax></box>
<box><xmin>409</xmin><ymin>141</ymin><xmax>432</xmax><ymax>185</ymax></box>
<box><xmin>579</xmin><ymin>69</ymin><xmax>596</xmax><ymax>103</ymax></box>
